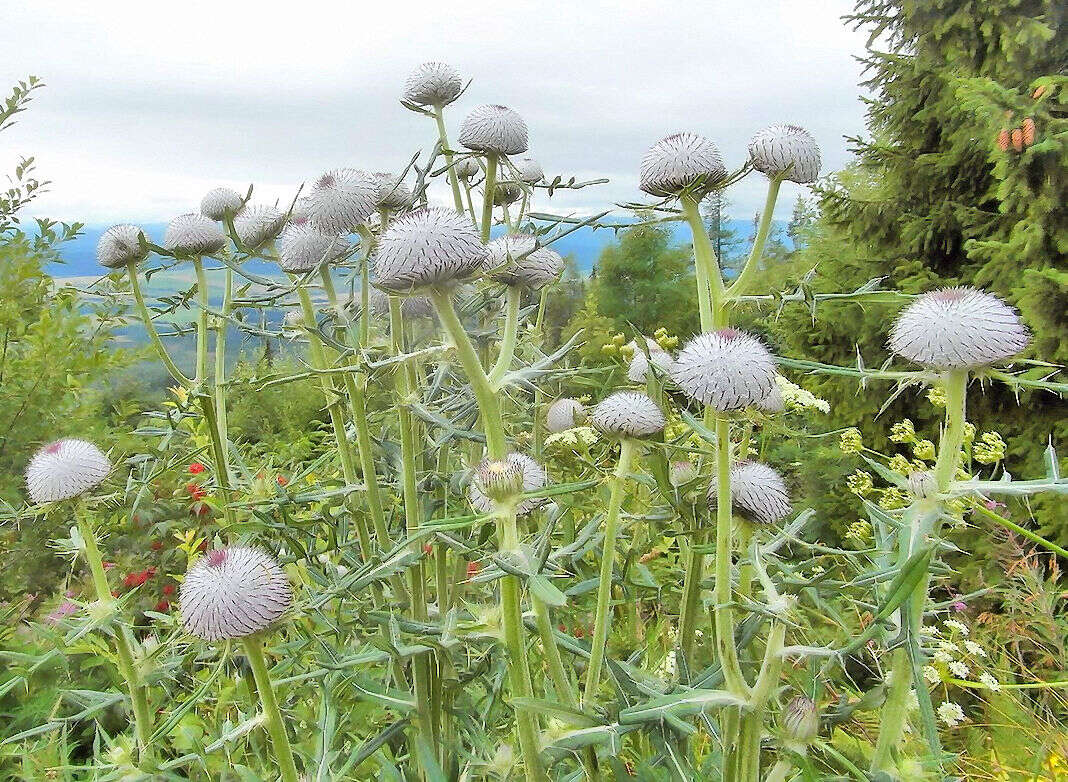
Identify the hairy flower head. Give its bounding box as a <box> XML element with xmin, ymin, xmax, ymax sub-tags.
<box><xmin>97</xmin><ymin>224</ymin><xmax>148</xmax><ymax>269</ymax></box>
<box><xmin>748</xmin><ymin>124</ymin><xmax>821</xmax><ymax>183</ymax></box>
<box><xmin>671</xmin><ymin>329</ymin><xmax>777</xmax><ymax>410</ymax></box>
<box><xmin>401</xmin><ymin>62</ymin><xmax>463</xmax><ymax>107</ymax></box>
<box><xmin>373</xmin><ymin>172</ymin><xmax>414</xmax><ymax>211</ymax></box>
<box><xmin>708</xmin><ymin>460</ymin><xmax>792</xmax><ymax>525</ymax></box>
<box><xmin>26</xmin><ymin>439</ymin><xmax>111</xmax><ymax>503</ymax></box>
<box><xmin>373</xmin><ymin>207</ymin><xmax>487</xmax><ymax>291</ymax></box>
<box><xmin>590</xmin><ymin>391</ymin><xmax>666</xmax><ymax>438</ymax></box>
<box><xmin>277</xmin><ymin>220</ymin><xmax>350</xmax><ymax>272</ymax></box>
<box><xmin>546</xmin><ymin>398</ymin><xmax>586</xmax><ymax>432</ymax></box>
<box><xmin>509</xmin><ymin>156</ymin><xmax>544</xmax><ymax>184</ymax></box>
<box><xmin>305</xmin><ymin>168</ymin><xmax>378</xmax><ymax>235</ymax></box>
<box><xmin>627</xmin><ymin>337</ymin><xmax>675</xmax><ymax>383</ymax></box>
<box><xmin>456</xmin><ymin>157</ymin><xmax>481</xmax><ymax>180</ymax></box>
<box><xmin>483</xmin><ymin>233</ymin><xmax>562</xmax><ymax>289</ymax></box>
<box><xmin>783</xmin><ymin>696</ymin><xmax>819</xmax><ymax>743</ymax></box>
<box><xmin>459</xmin><ymin>104</ymin><xmax>529</xmax><ymax>155</ymax></box>
<box><xmin>233</xmin><ymin>203</ymin><xmax>286</xmax><ymax>250</ymax></box>
<box><xmin>640</xmin><ymin>132</ymin><xmax>726</xmax><ymax>198</ymax></box>
<box><xmin>468</xmin><ymin>452</ymin><xmax>547</xmax><ymax>515</ymax></box>
<box><xmin>164</xmin><ymin>213</ymin><xmax>226</xmax><ymax>256</ymax></box>
<box><xmin>200</xmin><ymin>187</ymin><xmax>245</xmax><ymax>220</ymax></box>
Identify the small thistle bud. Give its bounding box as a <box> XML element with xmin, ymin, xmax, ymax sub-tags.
<box><xmin>456</xmin><ymin>157</ymin><xmax>481</xmax><ymax>180</ymax></box>
<box><xmin>373</xmin><ymin>172</ymin><xmax>414</xmax><ymax>211</ymax></box>
<box><xmin>748</xmin><ymin>124</ymin><xmax>821</xmax><ymax>183</ymax></box>
<box><xmin>671</xmin><ymin>329</ymin><xmax>777</xmax><ymax>411</ymax></box>
<box><xmin>97</xmin><ymin>224</ymin><xmax>148</xmax><ymax>269</ymax></box>
<box><xmin>277</xmin><ymin>220</ymin><xmax>349</xmax><ymax>273</ymax></box>
<box><xmin>669</xmin><ymin>460</ymin><xmax>698</xmax><ymax>487</ymax></box>
<box><xmin>281</xmin><ymin>310</ymin><xmax>305</xmax><ymax>335</ymax></box>
<box><xmin>483</xmin><ymin>233</ymin><xmax>562</xmax><ymax>289</ymax></box>
<box><xmin>401</xmin><ymin>61</ymin><xmax>463</xmax><ymax>107</ymax></box>
<box><xmin>373</xmin><ymin>207</ymin><xmax>488</xmax><ymax>291</ymax></box>
<box><xmin>164</xmin><ymin>213</ymin><xmax>226</xmax><ymax>256</ymax></box>
<box><xmin>200</xmin><ymin>187</ymin><xmax>245</xmax><ymax>220</ymax></box>
<box><xmin>626</xmin><ymin>337</ymin><xmax>675</xmax><ymax>383</ymax></box>
<box><xmin>783</xmin><ymin>696</ymin><xmax>819</xmax><ymax>743</ymax></box>
<box><xmin>510</xmin><ymin>156</ymin><xmax>544</xmax><ymax>184</ymax></box>
<box><xmin>492</xmin><ymin>182</ymin><xmax>523</xmax><ymax>206</ymax></box>
<box><xmin>546</xmin><ymin>398</ymin><xmax>586</xmax><ymax>432</ymax></box>
<box><xmin>179</xmin><ymin>547</ymin><xmax>292</xmax><ymax>641</ymax></box>
<box><xmin>590</xmin><ymin>391</ymin><xmax>666</xmax><ymax>439</ymax></box>
<box><xmin>906</xmin><ymin>470</ymin><xmax>939</xmax><ymax>499</ymax></box>
<box><xmin>888</xmin><ymin>287</ymin><xmax>1030</xmax><ymax>369</ymax></box>
<box><xmin>639</xmin><ymin>132</ymin><xmax>726</xmax><ymax>198</ymax></box>
<box><xmin>459</xmin><ymin>104</ymin><xmax>529</xmax><ymax>155</ymax></box>
<box><xmin>708</xmin><ymin>460</ymin><xmax>792</xmax><ymax>526</ymax></box>
<box><xmin>468</xmin><ymin>453</ymin><xmax>547</xmax><ymax>516</ymax></box>
<box><xmin>233</xmin><ymin>203</ymin><xmax>286</xmax><ymax>250</ymax></box>
<box><xmin>26</xmin><ymin>439</ymin><xmax>111</xmax><ymax>503</ymax></box>
<box><xmin>306</xmin><ymin>168</ymin><xmax>378</xmax><ymax>235</ymax></box>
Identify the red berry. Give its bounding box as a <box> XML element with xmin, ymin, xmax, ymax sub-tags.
<box><xmin>188</xmin><ymin>462</ymin><xmax>206</xmax><ymax>475</ymax></box>
<box><xmin>162</xmin><ymin>584</ymin><xmax>175</xmax><ymax>596</ymax></box>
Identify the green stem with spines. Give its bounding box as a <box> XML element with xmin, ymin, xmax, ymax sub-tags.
<box><xmin>533</xmin><ymin>593</ymin><xmax>576</xmax><ymax>708</ymax></box>
<box><xmin>433</xmin><ymin>103</ymin><xmax>466</xmax><ymax>213</ymax></box>
<box><xmin>726</xmin><ymin>176</ymin><xmax>782</xmax><ymax>301</ymax></box>
<box><xmin>241</xmin><ymin>636</ymin><xmax>300</xmax><ymax>782</ymax></box>
<box><xmin>125</xmin><ymin>260</ymin><xmax>192</xmax><ymax>388</ymax></box>
<box><xmin>481</xmin><ymin>153</ymin><xmax>498</xmax><ymax>244</ymax></box>
<box><xmin>713</xmin><ymin>415</ymin><xmax>750</xmax><ymax>699</ymax></box>
<box><xmin>680</xmin><ymin>194</ymin><xmax>727</xmax><ymax>330</ymax></box>
<box><xmin>488</xmin><ymin>285</ymin><xmax>522</xmax><ymax>387</ymax></box>
<box><xmin>213</xmin><ymin>267</ymin><xmax>233</xmax><ymax>477</ymax></box>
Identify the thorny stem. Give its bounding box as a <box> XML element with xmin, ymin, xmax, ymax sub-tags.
<box><xmin>432</xmin><ymin>103</ymin><xmax>466</xmax><ymax>213</ymax></box>
<box><xmin>480</xmin><ymin>153</ymin><xmax>498</xmax><ymax>244</ymax></box>
<box><xmin>488</xmin><ymin>285</ymin><xmax>522</xmax><ymax>387</ymax></box>
<box><xmin>241</xmin><ymin>636</ymin><xmax>300</xmax><ymax>782</ymax></box>
<box><xmin>714</xmin><ymin>415</ymin><xmax>750</xmax><ymax>699</ymax></box>
<box><xmin>726</xmin><ymin>177</ymin><xmax>782</xmax><ymax>301</ymax></box>
<box><xmin>125</xmin><ymin>260</ymin><xmax>192</xmax><ymax>388</ymax></box>
<box><xmin>533</xmin><ymin>594</ymin><xmax>576</xmax><ymax>708</ymax></box>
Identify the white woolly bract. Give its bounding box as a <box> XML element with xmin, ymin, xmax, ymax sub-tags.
<box><xmin>468</xmin><ymin>452</ymin><xmax>547</xmax><ymax>516</ymax></box>
<box><xmin>509</xmin><ymin>156</ymin><xmax>544</xmax><ymax>184</ymax></box>
<box><xmin>373</xmin><ymin>207</ymin><xmax>488</xmax><ymax>291</ymax></box>
<box><xmin>888</xmin><ymin>287</ymin><xmax>1030</xmax><ymax>369</ymax></box>
<box><xmin>26</xmin><ymin>439</ymin><xmax>111</xmax><ymax>503</ymax></box>
<box><xmin>671</xmin><ymin>329</ymin><xmax>777</xmax><ymax>411</ymax></box>
<box><xmin>306</xmin><ymin>169</ymin><xmax>378</xmax><ymax>235</ymax></box>
<box><xmin>277</xmin><ymin>220</ymin><xmax>349</xmax><ymax>272</ymax></box>
<box><xmin>546</xmin><ymin>398</ymin><xmax>585</xmax><ymax>432</ymax></box>
<box><xmin>640</xmin><ymin>132</ymin><xmax>726</xmax><ymax>198</ymax></box>
<box><xmin>669</xmin><ymin>460</ymin><xmax>698</xmax><ymax>487</ymax></box>
<box><xmin>97</xmin><ymin>224</ymin><xmax>147</xmax><ymax>269</ymax></box>
<box><xmin>200</xmin><ymin>187</ymin><xmax>245</xmax><ymax>220</ymax></box>
<box><xmin>707</xmin><ymin>460</ymin><xmax>792</xmax><ymax>525</ymax></box>
<box><xmin>627</xmin><ymin>338</ymin><xmax>674</xmax><ymax>383</ymax></box>
<box><xmin>590</xmin><ymin>391</ymin><xmax>666</xmax><ymax>438</ymax></box>
<box><xmin>233</xmin><ymin>203</ymin><xmax>286</xmax><ymax>250</ymax></box>
<box><xmin>374</xmin><ymin>172</ymin><xmax>414</xmax><ymax>211</ymax></box>
<box><xmin>456</xmin><ymin>157</ymin><xmax>481</xmax><ymax>180</ymax></box>
<box><xmin>484</xmin><ymin>233</ymin><xmax>562</xmax><ymax>289</ymax></box>
<box><xmin>402</xmin><ymin>62</ymin><xmax>463</xmax><ymax>107</ymax></box>
<box><xmin>748</xmin><ymin>124</ymin><xmax>821</xmax><ymax>184</ymax></box>
<box><xmin>458</xmin><ymin>104</ymin><xmax>529</xmax><ymax>155</ymax></box>
<box><xmin>179</xmin><ymin>547</ymin><xmax>292</xmax><ymax>641</ymax></box>
<box><xmin>164</xmin><ymin>213</ymin><xmax>226</xmax><ymax>256</ymax></box>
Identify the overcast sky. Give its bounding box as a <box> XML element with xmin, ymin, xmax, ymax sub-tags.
<box><xmin>3</xmin><ymin>0</ymin><xmax>871</xmax><ymax>226</ymax></box>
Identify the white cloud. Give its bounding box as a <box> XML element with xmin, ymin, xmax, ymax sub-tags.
<box><xmin>2</xmin><ymin>0</ymin><xmax>869</xmax><ymax>224</ymax></box>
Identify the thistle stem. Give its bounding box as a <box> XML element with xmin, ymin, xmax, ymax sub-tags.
<box><xmin>480</xmin><ymin>153</ymin><xmax>498</xmax><ymax>244</ymax></box>
<box><xmin>463</xmin><ymin>180</ymin><xmax>479</xmax><ymax>226</ymax></box>
<box><xmin>488</xmin><ymin>286</ymin><xmax>522</xmax><ymax>387</ymax></box>
<box><xmin>680</xmin><ymin>194</ymin><xmax>726</xmax><ymax>330</ymax></box>
<box><xmin>192</xmin><ymin>257</ymin><xmax>210</xmax><ymax>383</ymax></box>
<box><xmin>433</xmin><ymin>103</ymin><xmax>466</xmax><ymax>213</ymax></box>
<box><xmin>214</xmin><ymin>267</ymin><xmax>233</xmax><ymax>476</ymax></box>
<box><xmin>726</xmin><ymin>177</ymin><xmax>782</xmax><ymax>301</ymax></box>
<box><xmin>713</xmin><ymin>415</ymin><xmax>750</xmax><ymax>699</ymax></box>
<box><xmin>241</xmin><ymin>636</ymin><xmax>300</xmax><ymax>782</ymax></box>
<box><xmin>125</xmin><ymin>261</ymin><xmax>192</xmax><ymax>388</ymax></box>
<box><xmin>533</xmin><ymin>595</ymin><xmax>576</xmax><ymax>708</ymax></box>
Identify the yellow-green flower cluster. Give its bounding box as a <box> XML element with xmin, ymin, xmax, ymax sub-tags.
<box><xmin>879</xmin><ymin>487</ymin><xmax>911</xmax><ymax>509</ymax></box>
<box><xmin>846</xmin><ymin>519</ymin><xmax>872</xmax><ymax>543</ymax></box>
<box><xmin>913</xmin><ymin>439</ymin><xmax>936</xmax><ymax>460</ymax></box>
<box><xmin>972</xmin><ymin>432</ymin><xmax>1006</xmax><ymax>464</ymax></box>
<box><xmin>653</xmin><ymin>327</ymin><xmax>678</xmax><ymax>351</ymax></box>
<box><xmin>890</xmin><ymin>419</ymin><xmax>916</xmax><ymax>443</ymax></box>
<box><xmin>601</xmin><ymin>332</ymin><xmax>627</xmax><ymax>356</ymax></box>
<box><xmin>927</xmin><ymin>385</ymin><xmax>947</xmax><ymax>407</ymax></box>
<box><xmin>839</xmin><ymin>428</ymin><xmax>863</xmax><ymax>454</ymax></box>
<box><xmin>544</xmin><ymin>426</ymin><xmax>598</xmax><ymax>451</ymax></box>
<box><xmin>776</xmin><ymin>376</ymin><xmax>830</xmax><ymax>414</ymax></box>
<box><xmin>846</xmin><ymin>470</ymin><xmax>874</xmax><ymax>496</ymax></box>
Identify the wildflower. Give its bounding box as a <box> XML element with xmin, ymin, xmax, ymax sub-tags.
<box><xmin>163</xmin><ymin>213</ymin><xmax>226</xmax><ymax>256</ymax></box>
<box><xmin>775</xmin><ymin>376</ymin><xmax>830</xmax><ymax>413</ymax></box>
<box><xmin>277</xmin><ymin>221</ymin><xmax>350</xmax><ymax>273</ymax></box>
<box><xmin>923</xmin><ymin>665</ymin><xmax>941</xmax><ymax>684</ymax></box>
<box><xmin>926</xmin><ymin>385</ymin><xmax>947</xmax><ymax>407</ymax></box>
<box><xmin>46</xmin><ymin>600</ymin><xmax>79</xmax><ymax>624</ymax></box>
<box><xmin>640</xmin><ymin>132</ymin><xmax>726</xmax><ymax>198</ymax></box>
<box><xmin>938</xmin><ymin>640</ymin><xmax>960</xmax><ymax>653</ymax></box>
<box><xmin>458</xmin><ymin>104</ymin><xmax>529</xmax><ymax>155</ymax></box>
<box><xmin>590</xmin><ymin>391</ymin><xmax>666</xmax><ymax>439</ymax></box>
<box><xmin>97</xmin><ymin>224</ymin><xmax>148</xmax><ymax>269</ymax></box>
<box><xmin>979</xmin><ymin>673</ymin><xmax>1000</xmax><ymax>691</ymax></box>
<box><xmin>973</xmin><ymin>432</ymin><xmax>1006</xmax><ymax>464</ymax></box>
<box><xmin>483</xmin><ymin>234</ymin><xmax>563</xmax><ymax>290</ymax></box>
<box><xmin>846</xmin><ymin>470</ymin><xmax>874</xmax><ymax>496</ymax></box>
<box><xmin>373</xmin><ymin>207</ymin><xmax>487</xmax><ymax>292</ymax></box>
<box><xmin>401</xmin><ymin>62</ymin><xmax>463</xmax><ymax>107</ymax></box>
<box><xmin>233</xmin><ymin>203</ymin><xmax>286</xmax><ymax>250</ymax></box>
<box><xmin>627</xmin><ymin>337</ymin><xmax>675</xmax><ymax>383</ymax></box>
<box><xmin>937</xmin><ymin>701</ymin><xmax>966</xmax><ymax>727</ymax></box>
<box><xmin>189</xmin><ymin>462</ymin><xmax>206</xmax><ymax>475</ymax></box>
<box><xmin>545</xmin><ymin>398</ymin><xmax>585</xmax><ymax>433</ymax></box>
<box><xmin>305</xmin><ymin>168</ymin><xmax>378</xmax><ymax>235</ymax></box>
<box><xmin>879</xmin><ymin>488</ymin><xmax>910</xmax><ymax>509</ymax></box>
<box><xmin>25</xmin><ymin>439</ymin><xmax>111</xmax><ymax>503</ymax></box>
<box><xmin>748</xmin><ymin>124</ymin><xmax>821</xmax><ymax>183</ymax></box>
<box><xmin>186</xmin><ymin>483</ymin><xmax>207</xmax><ymax>501</ymax></box>
<box><xmin>373</xmin><ymin>172</ymin><xmax>414</xmax><ymax>211</ymax></box>
<box><xmin>155</xmin><ymin>600</ymin><xmax>170</xmax><ymax>613</ymax></box>
<box><xmin>151</xmin><ymin>541</ymin><xmax>163</xmax><ymax>551</ymax></box>
<box><xmin>890</xmin><ymin>419</ymin><xmax>916</xmax><ymax>443</ymax></box>
<box><xmin>888</xmin><ymin>454</ymin><xmax>912</xmax><ymax>475</ymax></box>
<box><xmin>671</xmin><ymin>329</ymin><xmax>777</xmax><ymax>411</ymax></box>
<box><xmin>708</xmin><ymin>460</ymin><xmax>792</xmax><ymax>526</ymax></box>
<box><xmin>846</xmin><ymin>520</ymin><xmax>872</xmax><ymax>542</ymax></box>
<box><xmin>943</xmin><ymin>619</ymin><xmax>969</xmax><ymax>636</ymax></box>
<box><xmin>912</xmin><ymin>439</ymin><xmax>936</xmax><ymax>461</ymax></box>
<box><xmin>948</xmin><ymin>661</ymin><xmax>970</xmax><ymax>678</ymax></box>
<box><xmin>162</xmin><ymin>584</ymin><xmax>175</xmax><ymax>596</ymax></box>
<box><xmin>469</xmin><ymin>453</ymin><xmax>547</xmax><ymax>516</ymax></box>
<box><xmin>466</xmin><ymin>561</ymin><xmax>481</xmax><ymax>581</ymax></box>
<box><xmin>782</xmin><ymin>696</ymin><xmax>819</xmax><ymax>742</ymax></box>
<box><xmin>964</xmin><ymin>640</ymin><xmax>986</xmax><ymax>657</ymax></box>
<box><xmin>839</xmin><ymin>428</ymin><xmax>863</xmax><ymax>454</ymax></box>
<box><xmin>509</xmin><ymin>156</ymin><xmax>544</xmax><ymax>185</ymax></box>
<box><xmin>276</xmin><ymin>475</ymin><xmax>288</xmax><ymax>487</ymax></box>
<box><xmin>200</xmin><ymin>187</ymin><xmax>244</xmax><ymax>220</ymax></box>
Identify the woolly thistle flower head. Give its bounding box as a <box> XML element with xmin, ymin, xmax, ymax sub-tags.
<box><xmin>906</xmin><ymin>470</ymin><xmax>939</xmax><ymax>500</ymax></box>
<box><xmin>233</xmin><ymin>203</ymin><xmax>286</xmax><ymax>250</ymax></box>
<box><xmin>627</xmin><ymin>337</ymin><xmax>675</xmax><ymax>383</ymax></box>
<box><xmin>590</xmin><ymin>391</ymin><xmax>666</xmax><ymax>439</ymax></box>
<box><xmin>748</xmin><ymin>124</ymin><xmax>821</xmax><ymax>184</ymax></box>
<box><xmin>459</xmin><ymin>104</ymin><xmax>529</xmax><ymax>155</ymax></box>
<box><xmin>361</xmin><ymin>288</ymin><xmax>435</xmax><ymax>320</ymax></box>
<box><xmin>888</xmin><ymin>287</ymin><xmax>1030</xmax><ymax>370</ymax></box>
<box><xmin>305</xmin><ymin>168</ymin><xmax>378</xmax><ymax>235</ymax></box>
<box><xmin>509</xmin><ymin>156</ymin><xmax>544</xmax><ymax>184</ymax></box>
<box><xmin>277</xmin><ymin>219</ymin><xmax>350</xmax><ymax>273</ymax></box>
<box><xmin>783</xmin><ymin>696</ymin><xmax>819</xmax><ymax>743</ymax></box>
<box><xmin>671</xmin><ymin>329</ymin><xmax>777</xmax><ymax>411</ymax></box>
<box><xmin>373</xmin><ymin>207</ymin><xmax>488</xmax><ymax>292</ymax></box>
<box><xmin>164</xmin><ymin>213</ymin><xmax>226</xmax><ymax>256</ymax></box>
<box><xmin>200</xmin><ymin>187</ymin><xmax>245</xmax><ymax>220</ymax></box>
<box><xmin>546</xmin><ymin>398</ymin><xmax>586</xmax><ymax>433</ymax></box>
<box><xmin>455</xmin><ymin>157</ymin><xmax>481</xmax><ymax>180</ymax></box>
<box><xmin>468</xmin><ymin>452</ymin><xmax>547</xmax><ymax>516</ymax></box>
<box><xmin>26</xmin><ymin>439</ymin><xmax>111</xmax><ymax>503</ymax></box>
<box><xmin>639</xmin><ymin>132</ymin><xmax>726</xmax><ymax>198</ymax></box>
<box><xmin>755</xmin><ymin>377</ymin><xmax>785</xmax><ymax>413</ymax></box>
<box><xmin>97</xmin><ymin>224</ymin><xmax>148</xmax><ymax>269</ymax></box>
<box><xmin>401</xmin><ymin>61</ymin><xmax>463</xmax><ymax>107</ymax></box>
<box><xmin>373</xmin><ymin>172</ymin><xmax>414</xmax><ymax>211</ymax></box>
<box><xmin>669</xmin><ymin>460</ymin><xmax>699</xmax><ymax>487</ymax></box>
<box><xmin>707</xmin><ymin>460</ymin><xmax>792</xmax><ymax>526</ymax></box>
<box><xmin>179</xmin><ymin>547</ymin><xmax>292</xmax><ymax>641</ymax></box>
<box><xmin>483</xmin><ymin>233</ymin><xmax>563</xmax><ymax>289</ymax></box>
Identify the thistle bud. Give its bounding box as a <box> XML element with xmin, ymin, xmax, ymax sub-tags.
<box><xmin>888</xmin><ymin>287</ymin><xmax>1029</xmax><ymax>369</ymax></box>
<box><xmin>590</xmin><ymin>391</ymin><xmax>666</xmax><ymax>439</ymax></box>
<box><xmin>360</xmin><ymin>289</ymin><xmax>435</xmax><ymax>320</ymax></box>
<box><xmin>459</xmin><ymin>104</ymin><xmax>529</xmax><ymax>155</ymax></box>
<box><xmin>627</xmin><ymin>338</ymin><xmax>675</xmax><ymax>383</ymax></box>
<box><xmin>200</xmin><ymin>187</ymin><xmax>245</xmax><ymax>221</ymax></box>
<box><xmin>164</xmin><ymin>213</ymin><xmax>226</xmax><ymax>256</ymax></box>
<box><xmin>510</xmin><ymin>156</ymin><xmax>544</xmax><ymax>184</ymax></box>
<box><xmin>373</xmin><ymin>172</ymin><xmax>414</xmax><ymax>211</ymax></box>
<box><xmin>906</xmin><ymin>470</ymin><xmax>939</xmax><ymax>500</ymax></box>
<box><xmin>639</xmin><ymin>132</ymin><xmax>726</xmax><ymax>198</ymax></box>
<box><xmin>708</xmin><ymin>460</ymin><xmax>792</xmax><ymax>526</ymax></box>
<box><xmin>671</xmin><ymin>329</ymin><xmax>777</xmax><ymax>411</ymax></box>
<box><xmin>546</xmin><ymin>398</ymin><xmax>586</xmax><ymax>432</ymax></box>
<box><xmin>456</xmin><ymin>157</ymin><xmax>481</xmax><ymax>180</ymax></box>
<box><xmin>748</xmin><ymin>124</ymin><xmax>821</xmax><ymax>183</ymax></box>
<box><xmin>401</xmin><ymin>61</ymin><xmax>463</xmax><ymax>107</ymax></box>
<box><xmin>483</xmin><ymin>233</ymin><xmax>563</xmax><ymax>289</ymax></box>
<box><xmin>179</xmin><ymin>547</ymin><xmax>292</xmax><ymax>641</ymax></box>
<box><xmin>783</xmin><ymin>696</ymin><xmax>819</xmax><ymax>743</ymax></box>
<box><xmin>305</xmin><ymin>169</ymin><xmax>378</xmax><ymax>235</ymax></box>
<box><xmin>26</xmin><ymin>439</ymin><xmax>111</xmax><ymax>503</ymax></box>
<box><xmin>277</xmin><ymin>220</ymin><xmax>349</xmax><ymax>272</ymax></box>
<box><xmin>233</xmin><ymin>203</ymin><xmax>286</xmax><ymax>250</ymax></box>
<box><xmin>97</xmin><ymin>224</ymin><xmax>148</xmax><ymax>269</ymax></box>
<box><xmin>373</xmin><ymin>207</ymin><xmax>488</xmax><ymax>291</ymax></box>
<box><xmin>669</xmin><ymin>460</ymin><xmax>698</xmax><ymax>487</ymax></box>
<box><xmin>492</xmin><ymin>182</ymin><xmax>523</xmax><ymax>206</ymax></box>
<box><xmin>468</xmin><ymin>453</ymin><xmax>548</xmax><ymax>515</ymax></box>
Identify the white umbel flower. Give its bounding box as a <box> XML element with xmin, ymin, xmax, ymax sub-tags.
<box><xmin>707</xmin><ymin>460</ymin><xmax>792</xmax><ymax>525</ymax></box>
<box><xmin>888</xmin><ymin>287</ymin><xmax>1030</xmax><ymax>369</ymax></box>
<box><xmin>401</xmin><ymin>62</ymin><xmax>463</xmax><ymax>107</ymax></box>
<box><xmin>509</xmin><ymin>156</ymin><xmax>544</xmax><ymax>184</ymax></box>
<box><xmin>373</xmin><ymin>207</ymin><xmax>488</xmax><ymax>292</ymax></box>
<box><xmin>26</xmin><ymin>439</ymin><xmax>111</xmax><ymax>503</ymax></box>
<box><xmin>546</xmin><ymin>398</ymin><xmax>586</xmax><ymax>432</ymax></box>
<box><xmin>97</xmin><ymin>224</ymin><xmax>148</xmax><ymax>269</ymax></box>
<box><xmin>590</xmin><ymin>391</ymin><xmax>666</xmax><ymax>438</ymax></box>
<box><xmin>306</xmin><ymin>169</ymin><xmax>378</xmax><ymax>235</ymax></box>
<box><xmin>164</xmin><ymin>213</ymin><xmax>226</xmax><ymax>256</ymax></box>
<box><xmin>373</xmin><ymin>172</ymin><xmax>414</xmax><ymax>211</ymax></box>
<box><xmin>233</xmin><ymin>203</ymin><xmax>286</xmax><ymax>250</ymax></box>
<box><xmin>671</xmin><ymin>329</ymin><xmax>777</xmax><ymax>411</ymax></box>
<box><xmin>200</xmin><ymin>187</ymin><xmax>245</xmax><ymax>220</ymax></box>
<box><xmin>459</xmin><ymin>104</ymin><xmax>529</xmax><ymax>155</ymax></box>
<box><xmin>483</xmin><ymin>233</ymin><xmax>563</xmax><ymax>289</ymax></box>
<box><xmin>627</xmin><ymin>338</ymin><xmax>675</xmax><ymax>383</ymax></box>
<box><xmin>640</xmin><ymin>132</ymin><xmax>726</xmax><ymax>198</ymax></box>
<box><xmin>748</xmin><ymin>124</ymin><xmax>821</xmax><ymax>183</ymax></box>
<box><xmin>179</xmin><ymin>547</ymin><xmax>292</xmax><ymax>642</ymax></box>
<box><xmin>456</xmin><ymin>157</ymin><xmax>481</xmax><ymax>180</ymax></box>
<box><xmin>468</xmin><ymin>452</ymin><xmax>547</xmax><ymax>516</ymax></box>
<box><xmin>277</xmin><ymin>219</ymin><xmax>350</xmax><ymax>272</ymax></box>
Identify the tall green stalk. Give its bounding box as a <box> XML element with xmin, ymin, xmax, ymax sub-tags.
<box><xmin>432</xmin><ymin>104</ymin><xmax>466</xmax><ymax>213</ymax></box>
<box><xmin>242</xmin><ymin>636</ymin><xmax>300</xmax><ymax>782</ymax></box>
<box><xmin>726</xmin><ymin>177</ymin><xmax>782</xmax><ymax>301</ymax></box>
<box><xmin>480</xmin><ymin>153</ymin><xmax>499</xmax><ymax>244</ymax></box>
<box><xmin>488</xmin><ymin>286</ymin><xmax>522</xmax><ymax>387</ymax></box>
